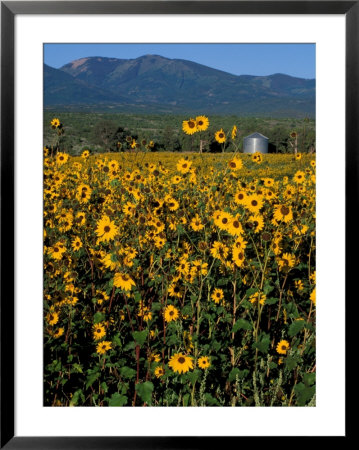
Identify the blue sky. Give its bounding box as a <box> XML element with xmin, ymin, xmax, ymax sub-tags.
<box><xmin>44</xmin><ymin>43</ymin><xmax>315</xmax><ymax>79</ymax></box>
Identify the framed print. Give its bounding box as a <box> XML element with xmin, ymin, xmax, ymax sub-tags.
<box><xmin>0</xmin><ymin>1</ymin><xmax>354</xmax><ymax>447</ymax></box>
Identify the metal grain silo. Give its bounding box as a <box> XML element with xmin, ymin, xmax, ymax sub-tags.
<box><xmin>243</xmin><ymin>132</ymin><xmax>269</xmax><ymax>154</ymax></box>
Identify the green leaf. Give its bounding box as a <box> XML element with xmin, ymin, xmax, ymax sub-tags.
<box><xmin>294</xmin><ymin>382</ymin><xmax>315</xmax><ymax>406</ymax></box>
<box><xmin>232</xmin><ymin>318</ymin><xmax>252</xmax><ymax>333</ymax></box>
<box><xmin>228</xmin><ymin>367</ymin><xmax>240</xmax><ymax>382</ymax></box>
<box><xmin>187</xmin><ymin>369</ymin><xmax>201</xmax><ymax>385</ymax></box>
<box><xmin>134</xmin><ymin>292</ymin><xmax>141</xmax><ymax>302</ymax></box>
<box><xmin>285</xmin><ymin>355</ymin><xmax>300</xmax><ymax>371</ymax></box>
<box><xmin>204</xmin><ymin>393</ymin><xmax>220</xmax><ymax>406</ymax></box>
<box><xmin>182</xmin><ymin>393</ymin><xmax>190</xmax><ymax>406</ymax></box>
<box><xmin>93</xmin><ymin>312</ymin><xmax>105</xmax><ymax>324</ymax></box>
<box><xmin>124</xmin><ymin>341</ymin><xmax>135</xmax><ymax>351</ymax></box>
<box><xmin>303</xmin><ymin>372</ymin><xmax>316</xmax><ymax>387</ymax></box>
<box><xmin>288</xmin><ymin>320</ymin><xmax>306</xmax><ymax>337</ymax></box>
<box><xmin>252</xmin><ymin>333</ymin><xmax>270</xmax><ymax>354</ymax></box>
<box><xmin>263</xmin><ymin>282</ymin><xmax>274</xmax><ymax>295</ymax></box>
<box><xmin>109</xmin><ymin>393</ymin><xmax>128</xmax><ymax>406</ymax></box>
<box><xmin>113</xmin><ymin>333</ymin><xmax>122</xmax><ymax>348</ymax></box>
<box><xmin>85</xmin><ymin>372</ymin><xmax>99</xmax><ymax>390</ymax></box>
<box><xmin>72</xmin><ymin>363</ymin><xmax>83</xmax><ymax>374</ymax></box>
<box><xmin>132</xmin><ymin>330</ymin><xmax>148</xmax><ymax>346</ymax></box>
<box><xmin>135</xmin><ymin>381</ymin><xmax>154</xmax><ymax>405</ymax></box>
<box><xmin>266</xmin><ymin>297</ymin><xmax>278</xmax><ymax>305</ymax></box>
<box><xmin>120</xmin><ymin>366</ymin><xmax>136</xmax><ymax>380</ymax></box>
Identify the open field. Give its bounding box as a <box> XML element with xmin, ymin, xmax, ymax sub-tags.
<box><xmin>44</xmin><ymin>151</ymin><xmax>316</xmax><ymax>406</ymax></box>
<box><xmin>44</xmin><ymin>111</ymin><xmax>315</xmax><ymax>156</ymax></box>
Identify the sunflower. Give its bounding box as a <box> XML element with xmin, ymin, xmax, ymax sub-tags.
<box><xmin>231</xmin><ymin>125</ymin><xmax>237</xmax><ymax>140</ymax></box>
<box><xmin>148</xmin><ymin>352</ymin><xmax>161</xmax><ymax>363</ymax></box>
<box><xmin>228</xmin><ymin>216</ymin><xmax>243</xmax><ymax>236</ymax></box>
<box><xmin>198</xmin><ymin>356</ymin><xmax>211</xmax><ymax>369</ymax></box>
<box><xmin>273</xmin><ymin>204</ymin><xmax>293</xmax><ymax>223</ymax></box>
<box><xmin>276</xmin><ymin>340</ymin><xmax>290</xmax><ymax>355</ymax></box>
<box><xmin>46</xmin><ymin>311</ymin><xmax>59</xmax><ymax>326</ymax></box>
<box><xmin>310</xmin><ymin>287</ymin><xmax>316</xmax><ymax>305</ymax></box>
<box><xmin>216</xmin><ymin>211</ymin><xmax>232</xmax><ymax>231</ymax></box>
<box><xmin>228</xmin><ymin>156</ymin><xmax>243</xmax><ymax>171</ymax></box>
<box><xmin>215</xmin><ymin>128</ymin><xmax>226</xmax><ymax>144</ymax></box>
<box><xmin>53</xmin><ymin>327</ymin><xmax>64</xmax><ymax>339</ymax></box>
<box><xmin>252</xmin><ymin>152</ymin><xmax>263</xmax><ymax>164</ymax></box>
<box><xmin>245</xmin><ymin>194</ymin><xmax>263</xmax><ymax>214</ymax></box>
<box><xmin>277</xmin><ymin>253</ymin><xmax>296</xmax><ymax>271</ymax></box>
<box><xmin>190</xmin><ymin>214</ymin><xmax>204</xmax><ymax>231</ymax></box>
<box><xmin>232</xmin><ymin>246</ymin><xmax>245</xmax><ymax>268</ymax></box>
<box><xmin>168</xmin><ymin>353</ymin><xmax>193</xmax><ymax>374</ymax></box>
<box><xmin>177</xmin><ymin>259</ymin><xmax>190</xmax><ymax>275</ymax></box>
<box><xmin>248</xmin><ymin>214</ymin><xmax>264</xmax><ymax>233</ymax></box>
<box><xmin>249</xmin><ymin>292</ymin><xmax>266</xmax><ymax>306</ymax></box>
<box><xmin>190</xmin><ymin>260</ymin><xmax>208</xmax><ymax>277</ymax></box>
<box><xmin>81</xmin><ymin>149</ymin><xmax>90</xmax><ymax>159</ymax></box>
<box><xmin>138</xmin><ymin>306</ymin><xmax>153</xmax><ymax>322</ymax></box>
<box><xmin>93</xmin><ymin>323</ymin><xmax>106</xmax><ymax>341</ymax></box>
<box><xmin>71</xmin><ymin>237</ymin><xmax>82</xmax><ymax>252</ymax></box>
<box><xmin>295</xmin><ymin>153</ymin><xmax>302</xmax><ymax>160</ymax></box>
<box><xmin>164</xmin><ymin>304</ymin><xmax>180</xmax><ymax>322</ymax></box>
<box><xmin>154</xmin><ymin>366</ymin><xmax>165</xmax><ymax>378</ymax></box>
<box><xmin>176</xmin><ymin>158</ymin><xmax>192</xmax><ymax>174</ymax></box>
<box><xmin>195</xmin><ymin>115</ymin><xmax>209</xmax><ymax>131</ymax></box>
<box><xmin>113</xmin><ymin>273</ymin><xmax>135</xmax><ymax>291</ymax></box>
<box><xmin>123</xmin><ymin>201</ymin><xmax>136</xmax><ymax>216</ymax></box>
<box><xmin>166</xmin><ymin>197</ymin><xmax>179</xmax><ymax>211</ymax></box>
<box><xmin>293</xmin><ymin>170</ymin><xmax>305</xmax><ymax>184</ymax></box>
<box><xmin>182</xmin><ymin>118</ymin><xmax>197</xmax><ymax>135</ymax></box>
<box><xmin>96</xmin><ymin>341</ymin><xmax>112</xmax><ymax>355</ymax></box>
<box><xmin>48</xmin><ymin>243</ymin><xmax>66</xmax><ymax>260</ymax></box>
<box><xmin>56</xmin><ymin>152</ymin><xmax>69</xmax><ymax>166</ymax></box>
<box><xmin>76</xmin><ymin>184</ymin><xmax>92</xmax><ymax>203</ymax></box>
<box><xmin>211</xmin><ymin>288</ymin><xmax>224</xmax><ymax>304</ymax></box>
<box><xmin>51</xmin><ymin>118</ymin><xmax>60</xmax><ymax>128</ymax></box>
<box><xmin>234</xmin><ymin>190</ymin><xmax>248</xmax><ymax>205</ymax></box>
<box><xmin>210</xmin><ymin>241</ymin><xmax>229</xmax><ymax>260</ymax></box>
<box><xmin>95</xmin><ymin>216</ymin><xmax>118</xmax><ymax>242</ymax></box>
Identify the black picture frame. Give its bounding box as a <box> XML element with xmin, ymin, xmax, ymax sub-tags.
<box><xmin>0</xmin><ymin>1</ymin><xmax>354</xmax><ymax>447</ymax></box>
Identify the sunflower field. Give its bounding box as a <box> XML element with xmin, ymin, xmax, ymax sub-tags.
<box><xmin>44</xmin><ymin>120</ymin><xmax>316</xmax><ymax>407</ymax></box>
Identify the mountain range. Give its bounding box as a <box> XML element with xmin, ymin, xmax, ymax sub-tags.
<box><xmin>44</xmin><ymin>54</ymin><xmax>315</xmax><ymax>117</ymax></box>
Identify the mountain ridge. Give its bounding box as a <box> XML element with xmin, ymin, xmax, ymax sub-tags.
<box><xmin>44</xmin><ymin>55</ymin><xmax>315</xmax><ymax>117</ymax></box>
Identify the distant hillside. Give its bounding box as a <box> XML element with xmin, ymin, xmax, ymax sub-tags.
<box><xmin>44</xmin><ymin>55</ymin><xmax>315</xmax><ymax>117</ymax></box>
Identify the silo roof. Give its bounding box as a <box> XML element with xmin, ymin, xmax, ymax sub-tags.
<box><xmin>244</xmin><ymin>132</ymin><xmax>269</xmax><ymax>140</ymax></box>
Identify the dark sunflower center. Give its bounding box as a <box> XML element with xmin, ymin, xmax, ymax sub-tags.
<box><xmin>252</xmin><ymin>200</ymin><xmax>258</xmax><ymax>206</ymax></box>
<box><xmin>178</xmin><ymin>357</ymin><xmax>185</xmax><ymax>364</ymax></box>
<box><xmin>188</xmin><ymin>121</ymin><xmax>195</xmax><ymax>128</ymax></box>
<box><xmin>104</xmin><ymin>226</ymin><xmax>111</xmax><ymax>233</ymax></box>
<box><xmin>219</xmin><ymin>133</ymin><xmax>224</xmax><ymax>138</ymax></box>
<box><xmin>53</xmin><ymin>247</ymin><xmax>59</xmax><ymax>252</ymax></box>
<box><xmin>222</xmin><ymin>218</ymin><xmax>228</xmax><ymax>224</ymax></box>
<box><xmin>281</xmin><ymin>206</ymin><xmax>290</xmax><ymax>216</ymax></box>
<box><xmin>233</xmin><ymin>221</ymin><xmax>240</xmax><ymax>228</ymax></box>
<box><xmin>230</xmin><ymin>162</ymin><xmax>236</xmax><ymax>168</ymax></box>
